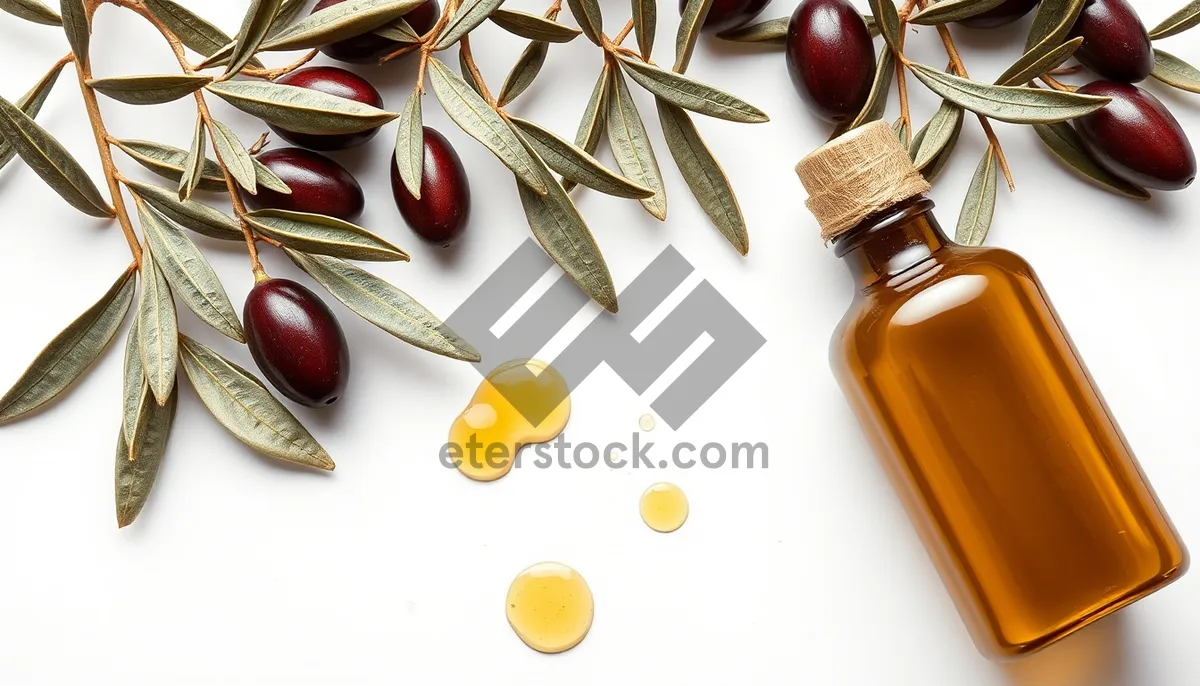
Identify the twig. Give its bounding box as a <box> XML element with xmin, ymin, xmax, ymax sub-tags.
<box><xmin>242</xmin><ymin>49</ymin><xmax>319</xmax><ymax>80</ymax></box>
<box><xmin>458</xmin><ymin>36</ymin><xmax>495</xmax><ymax>106</ymax></box>
<box><xmin>381</xmin><ymin>0</ymin><xmax>457</xmax><ymax>63</ymax></box>
<box><xmin>1039</xmin><ymin>74</ymin><xmax>1076</xmax><ymax>92</ymax></box>
<box><xmin>895</xmin><ymin>2</ymin><xmax>914</xmax><ymax>145</ymax></box>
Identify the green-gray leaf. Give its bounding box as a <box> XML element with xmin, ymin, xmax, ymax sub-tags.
<box><xmin>88</xmin><ymin>74</ymin><xmax>212</xmax><ymax>106</ymax></box>
<box><xmin>425</xmin><ymin>57</ymin><xmax>547</xmax><ymax>194</ymax></box>
<box><xmin>179</xmin><ymin>115</ymin><xmax>207</xmax><ymax>200</ymax></box>
<box><xmin>113</xmin><ymin>139</ymin><xmax>226</xmax><ymax>192</ymax></box>
<box><xmin>1025</xmin><ymin>0</ymin><xmax>1086</xmax><ymax>51</ymax></box>
<box><xmin>1151</xmin><ymin>49</ymin><xmax>1200</xmax><ymax>93</ymax></box>
<box><xmin>716</xmin><ymin>17</ymin><xmax>787</xmax><ymax>45</ymax></box>
<box><xmin>906</xmin><ymin>62</ymin><xmax>1110</xmax><ymax>123</ymax></box>
<box><xmin>60</xmin><ymin>0</ymin><xmax>89</xmax><ymax>65</ymax></box>
<box><xmin>114</xmin><ymin>383</ymin><xmax>175</xmax><ymax>528</ymax></box>
<box><xmin>0</xmin><ymin>59</ymin><xmax>66</xmax><ymax>171</ymax></box>
<box><xmin>434</xmin><ymin>0</ymin><xmax>506</xmax><ymax>49</ymax></box>
<box><xmin>178</xmin><ymin>335</ymin><xmax>333</xmax><ymax>470</ymax></box>
<box><xmin>0</xmin><ymin>266</ymin><xmax>135</xmax><ymax>423</ymax></box>
<box><xmin>395</xmin><ymin>87</ymin><xmax>424</xmax><ymax>199</ymax></box>
<box><xmin>245</xmin><ymin>209</ymin><xmax>410</xmax><ymax>261</ymax></box>
<box><xmin>261</xmin><ymin>0</ymin><xmax>421</xmax><ymax>51</ymax></box>
<box><xmin>955</xmin><ymin>146</ymin><xmax>998</xmax><ymax>247</ymax></box>
<box><xmin>656</xmin><ymin>100</ymin><xmax>749</xmax><ymax>255</ymax></box>
<box><xmin>206</xmin><ymin>119</ymin><xmax>257</xmax><ymax>194</ymax></box>
<box><xmin>137</xmin><ymin>240</ymin><xmax>178</xmax><ymax>405</ymax></box>
<box><xmin>0</xmin><ymin>93</ymin><xmax>113</xmax><ymax>217</ymax></box>
<box><xmin>374</xmin><ymin>16</ymin><xmax>421</xmax><ymax>42</ymax></box>
<box><xmin>867</xmin><ymin>0</ymin><xmax>901</xmax><ymax>54</ymax></box>
<box><xmin>910</xmin><ymin>101</ymin><xmax>964</xmax><ymax>172</ymax></box>
<box><xmin>285</xmin><ymin>250</ymin><xmax>481</xmax><ymax>362</ymax></box>
<box><xmin>142</xmin><ymin>0</ymin><xmax>261</xmax><ymax>66</ymax></box>
<box><xmin>126</xmin><ymin>179</ymin><xmax>244</xmax><ymax>240</ymax></box>
<box><xmin>909</xmin><ymin>0</ymin><xmax>1007</xmax><ymax>25</ymax></box>
<box><xmin>253</xmin><ymin>156</ymin><xmax>291</xmax><ymax>194</ymax></box>
<box><xmin>266</xmin><ymin>0</ymin><xmax>308</xmax><ymax>38</ymax></box>
<box><xmin>121</xmin><ymin>319</ymin><xmax>147</xmax><ymax>448</ymax></box>
<box><xmin>633</xmin><ymin>0</ymin><xmax>656</xmax><ymax>58</ymax></box>
<box><xmin>995</xmin><ymin>36</ymin><xmax>1084</xmax><ymax>86</ymax></box>
<box><xmin>564</xmin><ymin>64</ymin><xmax>611</xmax><ymax>192</ymax></box>
<box><xmin>509</xmin><ymin>115</ymin><xmax>653</xmax><ymax>199</ymax></box>
<box><xmin>616</xmin><ymin>55</ymin><xmax>769</xmax><ymax>123</ymax></box>
<box><xmin>489</xmin><ymin>8</ymin><xmax>580</xmax><ymax>42</ymax></box>
<box><xmin>1032</xmin><ymin>122</ymin><xmax>1151</xmax><ymax>199</ymax></box>
<box><xmin>497</xmin><ymin>40</ymin><xmax>549</xmax><ymax>107</ymax></box>
<box><xmin>848</xmin><ymin>47</ymin><xmax>894</xmax><ymax>129</ymax></box>
<box><xmin>206</xmin><ymin>80</ymin><xmax>399</xmax><ymax>135</ymax></box>
<box><xmin>607</xmin><ymin>70</ymin><xmax>666</xmax><ymax>220</ymax></box>
<box><xmin>566</xmin><ymin>0</ymin><xmax>603</xmax><ymax>45</ymax></box>
<box><xmin>675</xmin><ymin>0</ymin><xmax>713</xmax><ymax>72</ymax></box>
<box><xmin>138</xmin><ymin>201</ymin><xmax>245</xmax><ymax>342</ymax></box>
<box><xmin>1150</xmin><ymin>1</ymin><xmax>1200</xmax><ymax>40</ymax></box>
<box><xmin>225</xmin><ymin>0</ymin><xmax>282</xmax><ymax>76</ymax></box>
<box><xmin>0</xmin><ymin>0</ymin><xmax>60</xmax><ymax>25</ymax></box>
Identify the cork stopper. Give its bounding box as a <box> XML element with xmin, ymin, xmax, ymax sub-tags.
<box><xmin>796</xmin><ymin>121</ymin><xmax>931</xmax><ymax>242</ymax></box>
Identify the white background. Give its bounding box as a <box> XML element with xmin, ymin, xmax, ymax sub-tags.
<box><xmin>0</xmin><ymin>0</ymin><xmax>1198</xmax><ymax>684</ymax></box>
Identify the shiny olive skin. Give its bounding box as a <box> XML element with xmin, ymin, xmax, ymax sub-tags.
<box><xmin>314</xmin><ymin>0</ymin><xmax>440</xmax><ymax>64</ymax></box>
<box><xmin>391</xmin><ymin>127</ymin><xmax>471</xmax><ymax>247</ymax></box>
<box><xmin>681</xmin><ymin>0</ymin><xmax>772</xmax><ymax>34</ymax></box>
<box><xmin>1074</xmin><ymin>81</ymin><xmax>1196</xmax><ymax>190</ymax></box>
<box><xmin>244</xmin><ymin>279</ymin><xmax>349</xmax><ymax>407</ymax></box>
<box><xmin>269</xmin><ymin>67</ymin><xmax>385</xmax><ymax>151</ymax></box>
<box><xmin>957</xmin><ymin>0</ymin><xmax>1038</xmax><ymax>28</ymax></box>
<box><xmin>785</xmin><ymin>0</ymin><xmax>876</xmax><ymax>123</ymax></box>
<box><xmin>245</xmin><ymin>148</ymin><xmax>365</xmax><ymax>222</ymax></box>
<box><xmin>1069</xmin><ymin>0</ymin><xmax>1153</xmax><ymax>83</ymax></box>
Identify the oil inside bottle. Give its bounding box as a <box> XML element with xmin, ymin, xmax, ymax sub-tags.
<box><xmin>640</xmin><ymin>482</ymin><xmax>689</xmax><ymax>533</ymax></box>
<box><xmin>506</xmin><ymin>561</ymin><xmax>594</xmax><ymax>653</ymax></box>
<box><xmin>449</xmin><ymin>359</ymin><xmax>570</xmax><ymax>482</ymax></box>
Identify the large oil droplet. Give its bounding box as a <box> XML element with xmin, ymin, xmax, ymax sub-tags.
<box><xmin>640</xmin><ymin>482</ymin><xmax>689</xmax><ymax>533</ymax></box>
<box><xmin>506</xmin><ymin>562</ymin><xmax>594</xmax><ymax>653</ymax></box>
<box><xmin>449</xmin><ymin>359</ymin><xmax>570</xmax><ymax>482</ymax></box>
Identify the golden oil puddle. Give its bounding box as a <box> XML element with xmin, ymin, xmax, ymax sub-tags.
<box><xmin>506</xmin><ymin>561</ymin><xmax>594</xmax><ymax>653</ymax></box>
<box><xmin>639</xmin><ymin>413</ymin><xmax>656</xmax><ymax>431</ymax></box>
<box><xmin>448</xmin><ymin>359</ymin><xmax>570</xmax><ymax>482</ymax></box>
<box><xmin>640</xmin><ymin>482</ymin><xmax>689</xmax><ymax>533</ymax></box>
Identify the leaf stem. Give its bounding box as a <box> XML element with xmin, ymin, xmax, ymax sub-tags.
<box><xmin>895</xmin><ymin>1</ymin><xmax>915</xmax><ymax>145</ymax></box>
<box><xmin>242</xmin><ymin>49</ymin><xmax>320</xmax><ymax>81</ymax></box>
<box><xmin>381</xmin><ymin>0</ymin><xmax>457</xmax><ymax>63</ymax></box>
<box><xmin>1039</xmin><ymin>74</ymin><xmax>1076</xmax><ymax>92</ymax></box>
<box><xmin>459</xmin><ymin>35</ymin><xmax>497</xmax><ymax>106</ymax></box>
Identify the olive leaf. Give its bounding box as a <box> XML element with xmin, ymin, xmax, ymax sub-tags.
<box><xmin>1032</xmin><ymin>122</ymin><xmax>1151</xmax><ymax>199</ymax></box>
<box><xmin>0</xmin><ymin>266</ymin><xmax>135</xmax><ymax>423</ymax></box>
<box><xmin>126</xmin><ymin>179</ymin><xmax>244</xmax><ymax>240</ymax></box>
<box><xmin>1025</xmin><ymin>0</ymin><xmax>1087</xmax><ymax>51</ymax></box>
<box><xmin>615</xmin><ymin>55</ymin><xmax>769</xmax><ymax>124</ymax></box>
<box><xmin>425</xmin><ymin>57</ymin><xmax>547</xmax><ymax>195</ymax></box>
<box><xmin>564</xmin><ymin>64</ymin><xmax>612</xmax><ymax>192</ymax></box>
<box><xmin>0</xmin><ymin>0</ymin><xmax>60</xmax><ymax>26</ymax></box>
<box><xmin>498</xmin><ymin>39</ymin><xmax>550</xmax><ymax>107</ymax></box>
<box><xmin>179</xmin><ymin>115</ymin><xmax>207</xmax><ymax>200</ymax></box>
<box><xmin>0</xmin><ymin>93</ymin><xmax>114</xmax><ymax>218</ymax></box>
<box><xmin>245</xmin><ymin>209</ymin><xmax>410</xmax><ymax>262</ymax></box>
<box><xmin>893</xmin><ymin>117</ymin><xmax>907</xmax><ymax>143</ymax></box>
<box><xmin>633</xmin><ymin>0</ymin><xmax>656</xmax><ymax>58</ymax></box>
<box><xmin>433</xmin><ymin>0</ymin><xmax>506</xmax><ymax>50</ymax></box>
<box><xmin>567</xmin><ymin>0</ymin><xmax>603</xmax><ymax>45</ymax></box>
<box><xmin>867</xmin><ymin>0</ymin><xmax>901</xmax><ymax>54</ymax></box>
<box><xmin>205</xmin><ymin>81</ymin><xmax>399</xmax><ymax>136</ymax></box>
<box><xmin>260</xmin><ymin>0</ymin><xmax>422</xmax><ymax>51</ymax></box>
<box><xmin>374</xmin><ymin>17</ymin><xmax>421</xmax><ymax>42</ymax></box>
<box><xmin>847</xmin><ymin>47</ymin><xmax>895</xmax><ymax>129</ymax></box>
<box><xmin>89</xmin><ymin>74</ymin><xmax>213</xmax><ymax>107</ymax></box>
<box><xmin>114</xmin><ymin>383</ymin><xmax>175</xmax><ymax>528</ymax></box>
<box><xmin>459</xmin><ymin>48</ymin><xmax>485</xmax><ymax>96</ymax></box>
<box><xmin>606</xmin><ymin>69</ymin><xmax>667</xmax><ymax>220</ymax></box>
<box><xmin>1150</xmin><ymin>1</ymin><xmax>1200</xmax><ymax>40</ymax></box>
<box><xmin>909</xmin><ymin>0</ymin><xmax>1007</xmax><ymax>25</ymax></box>
<box><xmin>206</xmin><ymin>119</ymin><xmax>257</xmax><ymax>194</ymax></box>
<box><xmin>910</xmin><ymin>100</ymin><xmax>964</xmax><ymax>172</ymax></box>
<box><xmin>955</xmin><ymin>146</ymin><xmax>998</xmax><ymax>247</ymax></box>
<box><xmin>121</xmin><ymin>320</ymin><xmax>147</xmax><ymax>448</ymax></box>
<box><xmin>1151</xmin><ymin>49</ymin><xmax>1200</xmax><ymax>93</ymax></box>
<box><xmin>60</xmin><ymin>0</ymin><xmax>89</xmax><ymax>65</ymax></box>
<box><xmin>142</xmin><ymin>0</ymin><xmax>262</xmax><ymax>66</ymax></box>
<box><xmin>656</xmin><ymin>100</ymin><xmax>749</xmax><ymax>255</ymax></box>
<box><xmin>224</xmin><ymin>0</ymin><xmax>282</xmax><ymax>77</ymax></box>
<box><xmin>285</xmin><ymin>250</ymin><xmax>482</xmax><ymax>362</ymax></box>
<box><xmin>509</xmin><ymin>115</ymin><xmax>653</xmax><ymax>199</ymax></box>
<box><xmin>266</xmin><ymin>0</ymin><xmax>308</xmax><ymax>38</ymax></box>
<box><xmin>490</xmin><ymin>8</ymin><xmax>581</xmax><ymax>42</ymax></box>
<box><xmin>675</xmin><ymin>0</ymin><xmax>713</xmax><ymax>72</ymax></box>
<box><xmin>114</xmin><ymin>139</ymin><xmax>225</xmax><ymax>192</ymax></box>
<box><xmin>995</xmin><ymin>36</ymin><xmax>1084</xmax><ymax>86</ymax></box>
<box><xmin>716</xmin><ymin>17</ymin><xmax>787</xmax><ymax>45</ymax></box>
<box><xmin>178</xmin><ymin>335</ymin><xmax>334</xmax><ymax>470</ymax></box>
<box><xmin>0</xmin><ymin>59</ymin><xmax>66</xmax><ymax>171</ymax></box>
<box><xmin>395</xmin><ymin>87</ymin><xmax>424</xmax><ymax>199</ymax></box>
<box><xmin>513</xmin><ymin>139</ymin><xmax>618</xmax><ymax>313</ymax></box>
<box><xmin>138</xmin><ymin>201</ymin><xmax>245</xmax><ymax>342</ymax></box>
<box><xmin>905</xmin><ymin>62</ymin><xmax>1110</xmax><ymax>123</ymax></box>
<box><xmin>137</xmin><ymin>240</ymin><xmax>178</xmax><ymax>405</ymax></box>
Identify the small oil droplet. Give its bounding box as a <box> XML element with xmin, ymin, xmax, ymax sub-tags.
<box><xmin>639</xmin><ymin>414</ymin><xmax>656</xmax><ymax>431</ymax></box>
<box><xmin>640</xmin><ymin>482</ymin><xmax>688</xmax><ymax>533</ymax></box>
<box><xmin>448</xmin><ymin>359</ymin><xmax>570</xmax><ymax>482</ymax></box>
<box><xmin>506</xmin><ymin>562</ymin><xmax>594</xmax><ymax>654</ymax></box>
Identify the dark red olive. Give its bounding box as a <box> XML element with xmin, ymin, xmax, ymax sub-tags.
<box><xmin>269</xmin><ymin>67</ymin><xmax>384</xmax><ymax>151</ymax></box>
<box><xmin>957</xmin><ymin>0</ymin><xmax>1038</xmax><ymax>28</ymax></box>
<box><xmin>785</xmin><ymin>0</ymin><xmax>876</xmax><ymax>123</ymax></box>
<box><xmin>391</xmin><ymin>127</ymin><xmax>471</xmax><ymax>247</ymax></box>
<box><xmin>244</xmin><ymin>148</ymin><xmax>365</xmax><ymax>222</ymax></box>
<box><xmin>1074</xmin><ymin>81</ymin><xmax>1196</xmax><ymax>190</ymax></box>
<box><xmin>244</xmin><ymin>278</ymin><xmax>349</xmax><ymax>407</ymax></box>
<box><xmin>682</xmin><ymin>0</ymin><xmax>772</xmax><ymax>34</ymax></box>
<box><xmin>1069</xmin><ymin>0</ymin><xmax>1153</xmax><ymax>83</ymax></box>
<box><xmin>314</xmin><ymin>0</ymin><xmax>441</xmax><ymax>64</ymax></box>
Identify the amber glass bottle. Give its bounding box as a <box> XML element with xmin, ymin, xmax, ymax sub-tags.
<box><xmin>797</xmin><ymin>123</ymin><xmax>1188</xmax><ymax>659</ymax></box>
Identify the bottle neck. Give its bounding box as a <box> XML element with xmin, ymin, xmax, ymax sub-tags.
<box><xmin>833</xmin><ymin>197</ymin><xmax>948</xmax><ymax>289</ymax></box>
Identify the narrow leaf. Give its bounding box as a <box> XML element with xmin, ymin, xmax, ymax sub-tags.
<box><xmin>1026</xmin><ymin>0</ymin><xmax>1086</xmax><ymax>51</ymax></box>
<box><xmin>893</xmin><ymin>117</ymin><xmax>907</xmax><ymax>143</ymax></box>
<box><xmin>206</xmin><ymin>80</ymin><xmax>399</xmax><ymax>135</ymax></box>
<box><xmin>606</xmin><ymin>70</ymin><xmax>667</xmax><ymax>220</ymax></box>
<box><xmin>113</xmin><ymin>139</ymin><xmax>225</xmax><ymax>192</ymax></box>
<box><xmin>142</xmin><ymin>0</ymin><xmax>261</xmax><ymax>66</ymax></box>
<box><xmin>716</xmin><ymin>17</ymin><xmax>787</xmax><ymax>45</ymax></box>
<box><xmin>224</xmin><ymin>0</ymin><xmax>283</xmax><ymax>77</ymax></box>
<box><xmin>425</xmin><ymin>57</ymin><xmax>547</xmax><ymax>194</ymax></box>
<box><xmin>178</xmin><ymin>335</ymin><xmax>334</xmax><ymax>470</ymax></box>
<box><xmin>564</xmin><ymin>64</ymin><xmax>611</xmax><ymax>192</ymax></box>
<box><xmin>656</xmin><ymin>100</ymin><xmax>749</xmax><ymax>255</ymax></box>
<box><xmin>0</xmin><ymin>266</ymin><xmax>135</xmax><ymax>423</ymax></box>
<box><xmin>616</xmin><ymin>55</ymin><xmax>768</xmax><ymax>123</ymax></box>
<box><xmin>510</xmin><ymin>116</ymin><xmax>652</xmax><ymax>199</ymax></box>
<box><xmin>179</xmin><ymin>115</ymin><xmax>207</xmax><ymax>200</ymax></box>
<box><xmin>906</xmin><ymin>62</ymin><xmax>1110</xmax><ymax>123</ymax></box>
<box><xmin>266</xmin><ymin>0</ymin><xmax>308</xmax><ymax>38</ymax></box>
<box><xmin>995</xmin><ymin>36</ymin><xmax>1084</xmax><ymax>86</ymax></box>
<box><xmin>261</xmin><ymin>0</ymin><xmax>421</xmax><ymax>51</ymax></box>
<box><xmin>0</xmin><ymin>0</ymin><xmax>60</xmax><ymax>25</ymax></box>
<box><xmin>489</xmin><ymin>8</ymin><xmax>581</xmax><ymax>42</ymax></box>
<box><xmin>206</xmin><ymin>119</ymin><xmax>257</xmax><ymax>194</ymax></box>
<box><xmin>1032</xmin><ymin>122</ymin><xmax>1151</xmax><ymax>199</ymax></box>
<box><xmin>121</xmin><ymin>320</ymin><xmax>146</xmax><ymax>448</ymax></box>
<box><xmin>245</xmin><ymin>209</ymin><xmax>410</xmax><ymax>262</ymax></box>
<box><xmin>253</xmin><ymin>156</ymin><xmax>291</xmax><ymax>194</ymax></box>
<box><xmin>955</xmin><ymin>146</ymin><xmax>998</xmax><ymax>247</ymax></box>
<box><xmin>285</xmin><ymin>250</ymin><xmax>481</xmax><ymax>362</ymax></box>
<box><xmin>137</xmin><ymin>241</ymin><xmax>178</xmax><ymax>405</ymax></box>
<box><xmin>60</xmin><ymin>0</ymin><xmax>89</xmax><ymax>65</ymax></box>
<box><xmin>434</xmin><ymin>0</ymin><xmax>506</xmax><ymax>49</ymax></box>
<box><xmin>126</xmin><ymin>180</ymin><xmax>245</xmax><ymax>240</ymax></box>
<box><xmin>114</xmin><ymin>384</ymin><xmax>176</xmax><ymax>527</ymax></box>
<box><xmin>633</xmin><ymin>0</ymin><xmax>656</xmax><ymax>58</ymax></box>
<box><xmin>910</xmin><ymin>101</ymin><xmax>964</xmax><ymax>172</ymax></box>
<box><xmin>395</xmin><ymin>87</ymin><xmax>424</xmax><ymax>199</ymax></box>
<box><xmin>848</xmin><ymin>47</ymin><xmax>895</xmax><ymax>129</ymax></box>
<box><xmin>497</xmin><ymin>40</ymin><xmax>549</xmax><ymax>107</ymax></box>
<box><xmin>374</xmin><ymin>16</ymin><xmax>421</xmax><ymax>42</ymax></box>
<box><xmin>1151</xmin><ymin>49</ymin><xmax>1200</xmax><ymax>93</ymax></box>
<box><xmin>0</xmin><ymin>93</ymin><xmax>113</xmax><ymax>217</ymax></box>
<box><xmin>0</xmin><ymin>59</ymin><xmax>67</xmax><ymax>171</ymax></box>
<box><xmin>867</xmin><ymin>0</ymin><xmax>901</xmax><ymax>53</ymax></box>
<box><xmin>567</xmin><ymin>0</ymin><xmax>603</xmax><ymax>45</ymax></box>
<box><xmin>675</xmin><ymin>0</ymin><xmax>713</xmax><ymax>72</ymax></box>
<box><xmin>1150</xmin><ymin>1</ymin><xmax>1200</xmax><ymax>40</ymax></box>
<box><xmin>88</xmin><ymin>74</ymin><xmax>212</xmax><ymax>106</ymax></box>
<box><xmin>909</xmin><ymin>0</ymin><xmax>1007</xmax><ymax>25</ymax></box>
